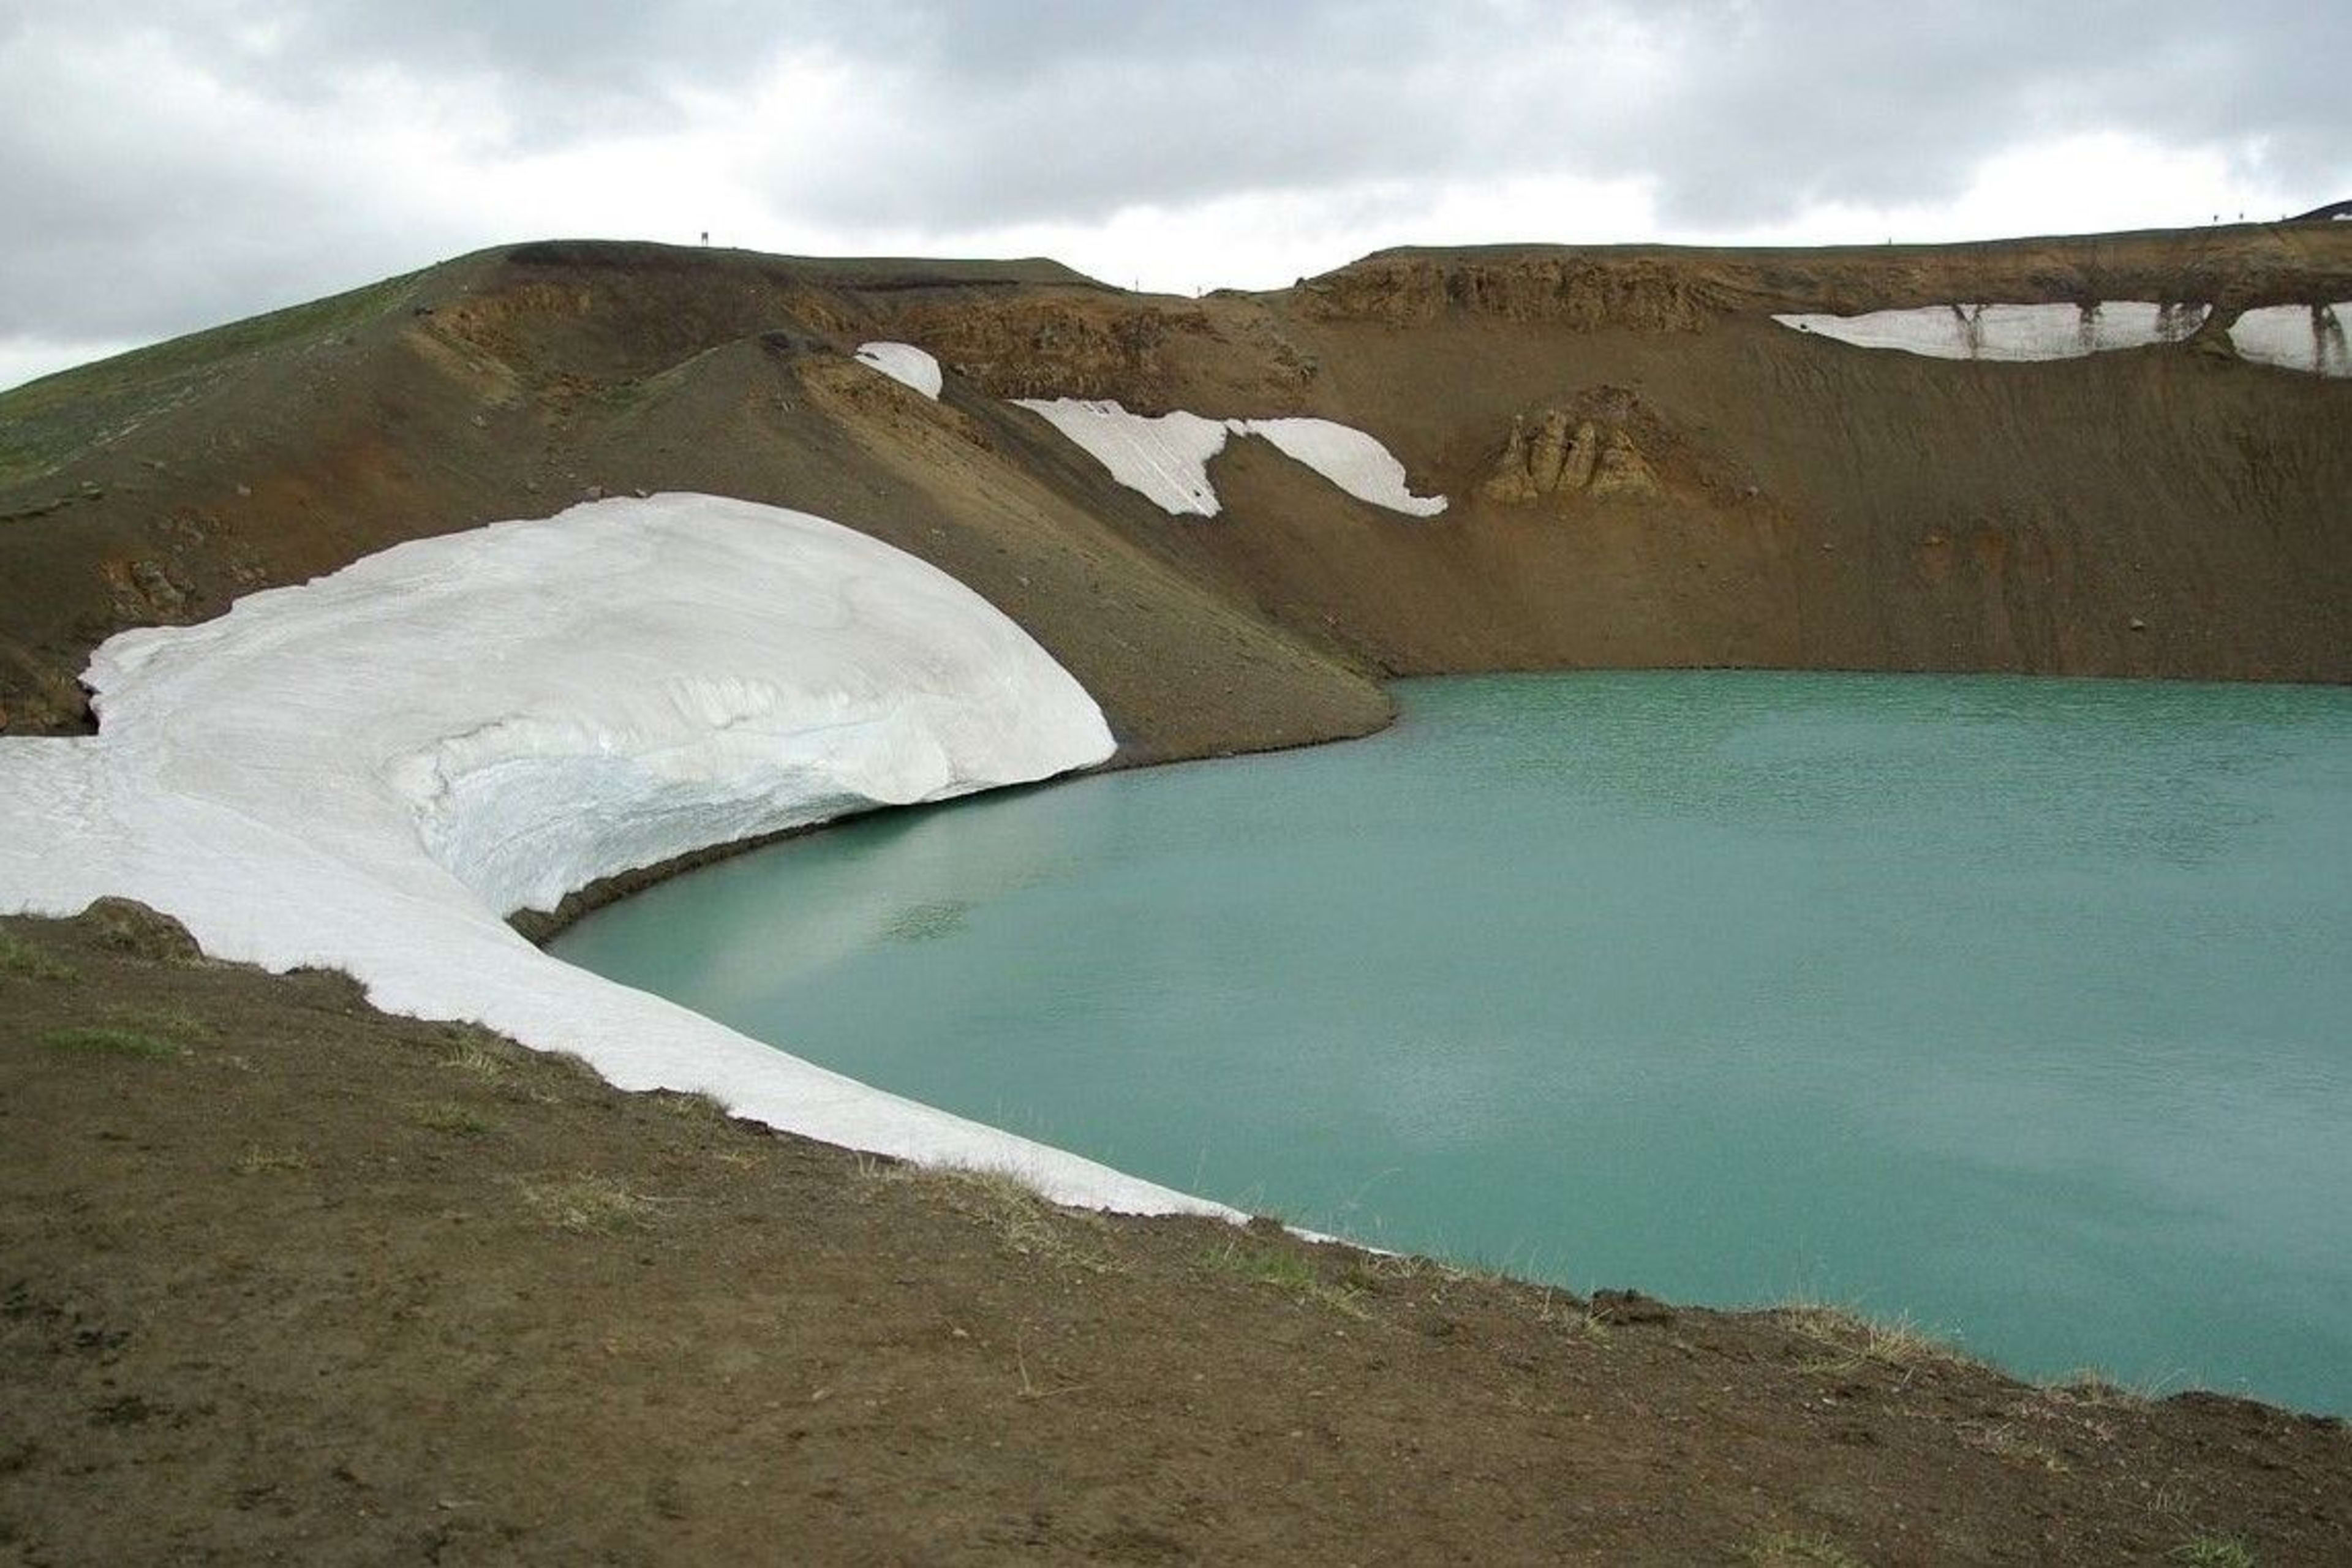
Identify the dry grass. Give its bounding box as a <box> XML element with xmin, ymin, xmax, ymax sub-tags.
<box><xmin>2045</xmin><ymin>1367</ymin><xmax>2173</xmax><ymax>1409</ymax></box>
<box><xmin>233</xmin><ymin>1145</ymin><xmax>311</xmax><ymax>1175</ymax></box>
<box><xmin>496</xmin><ymin>1047</ymin><xmax>608</xmax><ymax>1106</ymax></box>
<box><xmin>516</xmin><ymin>1173</ymin><xmax>664</xmax><ymax>1233</ymax></box>
<box><xmin>443</xmin><ymin>1038</ymin><xmax>513</xmax><ymax>1080</ymax></box>
<box><xmin>1744</xmin><ymin>1529</ymin><xmax>1868</xmax><ymax>1566</ymax></box>
<box><xmin>652</xmin><ymin>1087</ymin><xmax>733</xmax><ymax>1121</ymax></box>
<box><xmin>930</xmin><ymin>1165</ymin><xmax>1115</xmax><ymax>1273</ymax></box>
<box><xmin>1959</xmin><ymin>1420</ymin><xmax>2070</xmax><ymax>1472</ymax></box>
<box><xmin>1775</xmin><ymin>1303</ymin><xmax>1961</xmax><ymax>1378</ymax></box>
<box><xmin>856</xmin><ymin>1159</ymin><xmax>1118</xmax><ymax>1275</ymax></box>
<box><xmin>1548</xmin><ymin>1298</ymin><xmax>1617</xmax><ymax>1345</ymax></box>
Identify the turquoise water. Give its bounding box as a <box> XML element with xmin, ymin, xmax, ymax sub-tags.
<box><xmin>552</xmin><ymin>673</ymin><xmax>2352</xmax><ymax>1412</ymax></box>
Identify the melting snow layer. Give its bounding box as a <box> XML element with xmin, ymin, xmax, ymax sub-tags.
<box><xmin>2228</xmin><ymin>304</ymin><xmax>2352</xmax><ymax>377</ymax></box>
<box><xmin>854</xmin><ymin>341</ymin><xmax>944</xmax><ymax>399</ymax></box>
<box><xmin>1777</xmin><ymin>300</ymin><xmax>2352</xmax><ymax>378</ymax></box>
<box><xmin>1773</xmin><ymin>301</ymin><xmax>2212</xmax><ymax>361</ymax></box>
<box><xmin>1015</xmin><ymin>398</ymin><xmax>1447</xmax><ymax>518</ymax></box>
<box><xmin>0</xmin><ymin>494</ymin><xmax>1226</xmax><ymax>1215</ymax></box>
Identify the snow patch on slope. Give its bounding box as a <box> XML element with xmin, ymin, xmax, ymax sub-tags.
<box><xmin>0</xmin><ymin>495</ymin><xmax>1226</xmax><ymax>1216</ymax></box>
<box><xmin>1240</xmin><ymin>418</ymin><xmax>1449</xmax><ymax>516</ymax></box>
<box><xmin>1016</xmin><ymin>399</ymin><xmax>1231</xmax><ymax>514</ymax></box>
<box><xmin>1015</xmin><ymin>398</ymin><xmax>1447</xmax><ymax>518</ymax></box>
<box><xmin>2229</xmin><ymin>304</ymin><xmax>2352</xmax><ymax>377</ymax></box>
<box><xmin>854</xmin><ymin>341</ymin><xmax>944</xmax><ymax>399</ymax></box>
<box><xmin>1774</xmin><ymin>301</ymin><xmax>2211</xmax><ymax>361</ymax></box>
<box><xmin>1778</xmin><ymin>300</ymin><xmax>2350</xmax><ymax>377</ymax></box>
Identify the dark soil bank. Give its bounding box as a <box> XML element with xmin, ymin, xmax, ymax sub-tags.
<box><xmin>4</xmin><ymin>907</ymin><xmax>2348</xmax><ymax>1565</ymax></box>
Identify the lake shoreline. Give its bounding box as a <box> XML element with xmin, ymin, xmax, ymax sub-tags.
<box><xmin>550</xmin><ymin>669</ymin><xmax>2352</xmax><ymax>1418</ymax></box>
<box><xmin>6</xmin><ymin>897</ymin><xmax>2348</xmax><ymax>1563</ymax></box>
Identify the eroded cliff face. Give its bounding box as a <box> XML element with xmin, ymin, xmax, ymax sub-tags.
<box><xmin>1313</xmin><ymin>225</ymin><xmax>2352</xmax><ymax>322</ymax></box>
<box><xmin>1298</xmin><ymin>254</ymin><xmax>1725</xmax><ymax>330</ymax></box>
<box><xmin>2</xmin><ymin>225</ymin><xmax>2349</xmax><ymax>754</ymax></box>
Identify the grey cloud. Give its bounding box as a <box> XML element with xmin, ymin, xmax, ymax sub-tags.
<box><xmin>777</xmin><ymin>47</ymin><xmax>1480</xmax><ymax>230</ymax></box>
<box><xmin>753</xmin><ymin>0</ymin><xmax>2352</xmax><ymax>234</ymax></box>
<box><xmin>5</xmin><ymin>0</ymin><xmax>2350</xmax><ymax>351</ymax></box>
<box><xmin>1629</xmin><ymin>2</ymin><xmax>2352</xmax><ymax>225</ymax></box>
<box><xmin>0</xmin><ymin>25</ymin><xmax>470</xmax><ymax>341</ymax></box>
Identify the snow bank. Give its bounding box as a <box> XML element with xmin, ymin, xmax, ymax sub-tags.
<box><xmin>854</xmin><ymin>341</ymin><xmax>944</xmax><ymax>399</ymax></box>
<box><xmin>1777</xmin><ymin>300</ymin><xmax>2350</xmax><ymax>377</ymax></box>
<box><xmin>1014</xmin><ymin>398</ymin><xmax>1447</xmax><ymax>518</ymax></box>
<box><xmin>1238</xmin><ymin>418</ymin><xmax>1449</xmax><ymax>516</ymax></box>
<box><xmin>1774</xmin><ymin>301</ymin><xmax>2211</xmax><ymax>361</ymax></box>
<box><xmin>0</xmin><ymin>494</ymin><xmax>1229</xmax><ymax>1216</ymax></box>
<box><xmin>2229</xmin><ymin>304</ymin><xmax>2352</xmax><ymax>377</ymax></box>
<box><xmin>1014</xmin><ymin>399</ymin><xmax>1232</xmax><ymax>514</ymax></box>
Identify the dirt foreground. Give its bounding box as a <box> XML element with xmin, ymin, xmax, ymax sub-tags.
<box><xmin>4</xmin><ymin>903</ymin><xmax>2346</xmax><ymax>1566</ymax></box>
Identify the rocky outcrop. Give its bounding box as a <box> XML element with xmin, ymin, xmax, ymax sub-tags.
<box><xmin>1481</xmin><ymin>399</ymin><xmax>1660</xmax><ymax>506</ymax></box>
<box><xmin>1301</xmin><ymin>255</ymin><xmax>1724</xmax><ymax>330</ymax></box>
<box><xmin>868</xmin><ymin>294</ymin><xmax>1320</xmax><ymax>408</ymax></box>
<box><xmin>99</xmin><ymin>558</ymin><xmax>191</xmax><ymax>619</ymax></box>
<box><xmin>1586</xmin><ymin>427</ymin><xmax>1659</xmax><ymax>499</ymax></box>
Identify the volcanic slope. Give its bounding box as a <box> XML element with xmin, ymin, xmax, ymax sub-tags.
<box><xmin>6</xmin><ymin>222</ymin><xmax>2351</xmax><ymax>758</ymax></box>
<box><xmin>6</xmin><ymin>230</ymin><xmax>2352</xmax><ymax>1562</ymax></box>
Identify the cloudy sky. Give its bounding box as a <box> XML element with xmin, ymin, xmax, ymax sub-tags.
<box><xmin>4</xmin><ymin>0</ymin><xmax>2346</xmax><ymax>390</ymax></box>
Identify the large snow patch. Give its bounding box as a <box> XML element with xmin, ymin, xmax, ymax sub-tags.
<box><xmin>1777</xmin><ymin>300</ymin><xmax>2350</xmax><ymax>377</ymax></box>
<box><xmin>0</xmin><ymin>494</ymin><xmax>1225</xmax><ymax>1215</ymax></box>
<box><xmin>1016</xmin><ymin>398</ymin><xmax>1447</xmax><ymax>518</ymax></box>
<box><xmin>2229</xmin><ymin>304</ymin><xmax>2352</xmax><ymax>377</ymax></box>
<box><xmin>854</xmin><ymin>341</ymin><xmax>944</xmax><ymax>399</ymax></box>
<box><xmin>1773</xmin><ymin>301</ymin><xmax>2211</xmax><ymax>362</ymax></box>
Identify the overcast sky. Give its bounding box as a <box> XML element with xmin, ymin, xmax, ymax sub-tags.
<box><xmin>4</xmin><ymin>0</ymin><xmax>2346</xmax><ymax>391</ymax></box>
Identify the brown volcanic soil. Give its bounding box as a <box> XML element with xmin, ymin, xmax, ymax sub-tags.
<box><xmin>6</xmin><ymin>228</ymin><xmax>2352</xmax><ymax>1561</ymax></box>
<box><xmin>6</xmin><ymin>905</ymin><xmax>2349</xmax><ymax>1566</ymax></box>
<box><xmin>5</xmin><ymin>225</ymin><xmax>2351</xmax><ymax>747</ymax></box>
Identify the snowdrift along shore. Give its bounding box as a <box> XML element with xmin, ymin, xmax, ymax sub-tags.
<box><xmin>0</xmin><ymin>493</ymin><xmax>1224</xmax><ymax>1215</ymax></box>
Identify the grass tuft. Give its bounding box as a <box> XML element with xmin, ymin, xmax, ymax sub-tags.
<box><xmin>1959</xmin><ymin>1421</ymin><xmax>2070</xmax><ymax>1472</ymax></box>
<box><xmin>937</xmin><ymin>1167</ymin><xmax>1109</xmax><ymax>1272</ymax></box>
<box><xmin>2046</xmin><ymin>1367</ymin><xmax>2171</xmax><ymax>1408</ymax></box>
<box><xmin>40</xmin><ymin>1025</ymin><xmax>182</xmax><ymax>1060</ymax></box>
<box><xmin>1203</xmin><ymin>1234</ymin><xmax>1367</xmax><ymax>1319</ymax></box>
<box><xmin>654</xmin><ymin>1087</ymin><xmax>733</xmax><ymax>1121</ymax></box>
<box><xmin>861</xmin><ymin>1161</ymin><xmax>1116</xmax><ymax>1273</ymax></box>
<box><xmin>1744</xmin><ymin>1529</ymin><xmax>1867</xmax><ymax>1567</ymax></box>
<box><xmin>412</xmin><ymin>1101</ymin><xmax>497</xmax><ymax>1137</ymax></box>
<box><xmin>0</xmin><ymin>932</ymin><xmax>77</xmax><ymax>982</ymax></box>
<box><xmin>517</xmin><ymin>1174</ymin><xmax>663</xmax><ymax>1233</ymax></box>
<box><xmin>443</xmin><ymin>1039</ymin><xmax>513</xmax><ymax>1080</ymax></box>
<box><xmin>1776</xmin><ymin>1302</ymin><xmax>1960</xmax><ymax>1376</ymax></box>
<box><xmin>233</xmin><ymin>1145</ymin><xmax>310</xmax><ymax>1174</ymax></box>
<box><xmin>2168</xmin><ymin>1536</ymin><xmax>2256</xmax><ymax>1567</ymax></box>
<box><xmin>102</xmin><ymin>1006</ymin><xmax>217</xmax><ymax>1041</ymax></box>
